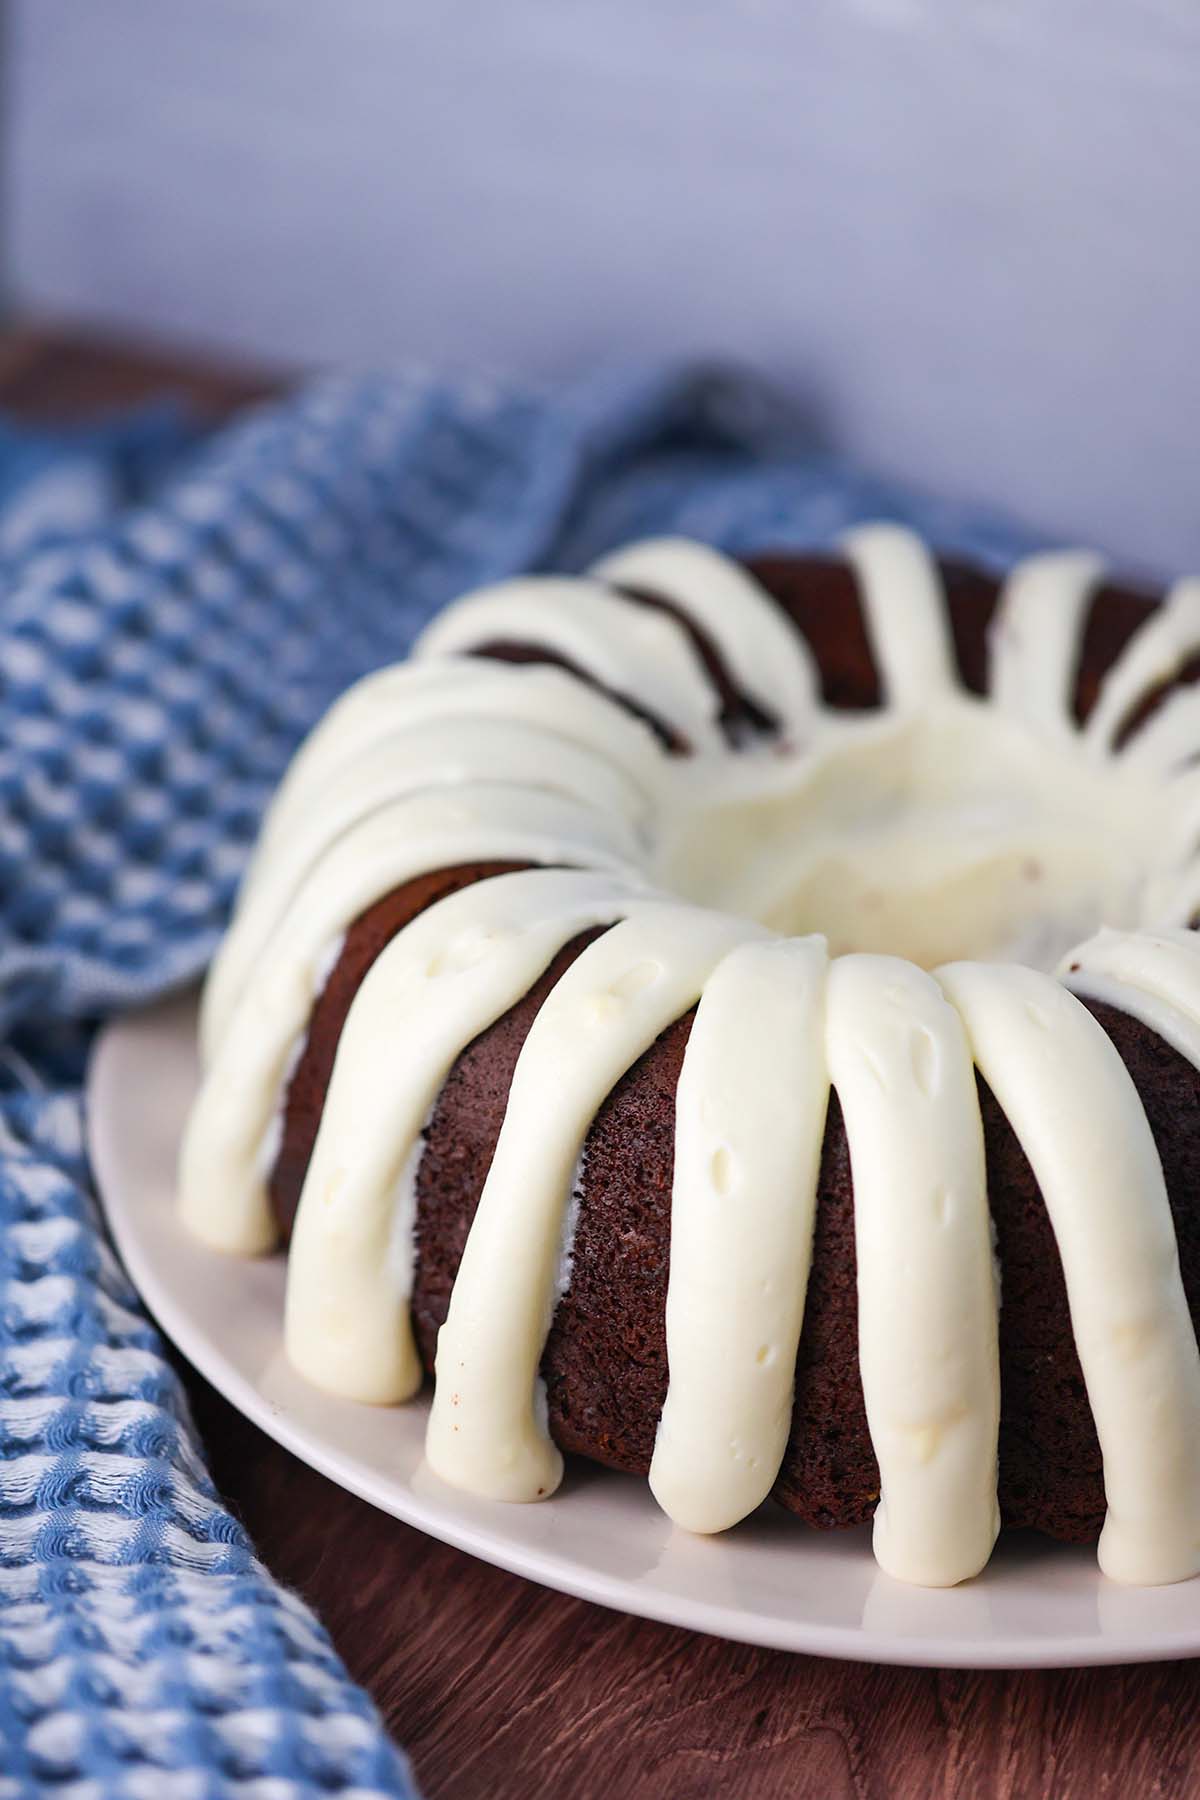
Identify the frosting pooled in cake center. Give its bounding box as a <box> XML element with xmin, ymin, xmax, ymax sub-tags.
<box><xmin>658</xmin><ymin>690</ymin><xmax>1166</xmax><ymax>972</ymax></box>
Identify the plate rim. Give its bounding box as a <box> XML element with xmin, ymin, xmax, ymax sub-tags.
<box><xmin>86</xmin><ymin>991</ymin><xmax>1200</xmax><ymax>1671</ymax></box>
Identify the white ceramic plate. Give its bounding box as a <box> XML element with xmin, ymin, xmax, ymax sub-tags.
<box><xmin>88</xmin><ymin>993</ymin><xmax>1200</xmax><ymax>1669</ymax></box>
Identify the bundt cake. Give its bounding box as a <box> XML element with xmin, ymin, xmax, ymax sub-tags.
<box><xmin>178</xmin><ymin>524</ymin><xmax>1200</xmax><ymax>1589</ymax></box>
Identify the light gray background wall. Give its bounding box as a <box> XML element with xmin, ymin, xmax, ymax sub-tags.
<box><xmin>6</xmin><ymin>0</ymin><xmax>1200</xmax><ymax>573</ymax></box>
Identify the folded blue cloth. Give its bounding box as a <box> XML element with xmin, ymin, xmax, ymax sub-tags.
<box><xmin>0</xmin><ymin>361</ymin><xmax>1038</xmax><ymax>1796</ymax></box>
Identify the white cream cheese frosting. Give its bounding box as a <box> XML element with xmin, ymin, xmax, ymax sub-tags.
<box><xmin>425</xmin><ymin>903</ymin><xmax>764</xmax><ymax>1502</ymax></box>
<box><xmin>839</xmin><ymin>523</ymin><xmax>957</xmax><ymax>707</ymax></box>
<box><xmin>204</xmin><ymin>716</ymin><xmax>650</xmax><ymax>1057</ymax></box>
<box><xmin>937</xmin><ymin>961</ymin><xmax>1200</xmax><ymax>1585</ymax></box>
<box><xmin>414</xmin><ymin>577</ymin><xmax>724</xmax><ymax>750</ymax></box>
<box><xmin>648</xmin><ymin>936</ymin><xmax>829</xmax><ymax>1534</ymax></box>
<box><xmin>285</xmin><ymin>870</ymin><xmax>649</xmax><ymax>1405</ymax></box>
<box><xmin>182</xmin><ymin>783</ymin><xmax>646</xmax><ymax>1250</ymax></box>
<box><xmin>1083</xmin><ymin>575</ymin><xmax>1200</xmax><ymax>756</ymax></box>
<box><xmin>1060</xmin><ymin>926</ymin><xmax>1200</xmax><ymax>1071</ymax></box>
<box><xmin>181</xmin><ymin>523</ymin><xmax>1200</xmax><ymax>1588</ymax></box>
<box><xmin>827</xmin><ymin>954</ymin><xmax>1000</xmax><ymax>1587</ymax></box>
<box><xmin>590</xmin><ymin>536</ymin><xmax>819</xmax><ymax>735</ymax></box>
<box><xmin>988</xmin><ymin>550</ymin><xmax>1102</xmax><ymax>738</ymax></box>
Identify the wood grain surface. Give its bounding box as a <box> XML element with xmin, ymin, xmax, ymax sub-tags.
<box><xmin>8</xmin><ymin>325</ymin><xmax>1198</xmax><ymax>1798</ymax></box>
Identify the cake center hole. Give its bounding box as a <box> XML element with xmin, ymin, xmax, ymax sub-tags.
<box><xmin>658</xmin><ymin>696</ymin><xmax>1167</xmax><ymax>972</ymax></box>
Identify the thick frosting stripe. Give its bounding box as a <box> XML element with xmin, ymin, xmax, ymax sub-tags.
<box><xmin>258</xmin><ymin>659</ymin><xmax>667</xmax><ymax>868</ymax></box>
<box><xmin>257</xmin><ymin>712</ymin><xmax>650</xmax><ymax>888</ymax></box>
<box><xmin>937</xmin><ymin>960</ymin><xmax>1200</xmax><ymax>1585</ymax></box>
<box><xmin>826</xmin><ymin>955</ymin><xmax>1000</xmax><ymax>1587</ymax></box>
<box><xmin>1113</xmin><ymin>687</ymin><xmax>1200</xmax><ymax>784</ymax></box>
<box><xmin>989</xmin><ymin>551</ymin><xmax>1103</xmax><ymax>737</ymax></box>
<box><xmin>425</xmin><ymin>904</ymin><xmax>764</xmax><ymax>1503</ymax></box>
<box><xmin>413</xmin><ymin>577</ymin><xmax>724</xmax><ymax>749</ymax></box>
<box><xmin>649</xmin><ymin>936</ymin><xmax>829</xmax><ymax>1534</ymax></box>
<box><xmin>839</xmin><ymin>524</ymin><xmax>957</xmax><ymax>708</ymax></box>
<box><xmin>1085</xmin><ymin>576</ymin><xmax>1200</xmax><ymax>756</ymax></box>
<box><xmin>589</xmin><ymin>537</ymin><xmax>819</xmax><ymax>735</ymax></box>
<box><xmin>1061</xmin><ymin>926</ymin><xmax>1200</xmax><ymax>1071</ymax></box>
<box><xmin>182</xmin><ymin>786</ymin><xmax>646</xmax><ymax>1252</ymax></box>
<box><xmin>215</xmin><ymin>718</ymin><xmax>649</xmax><ymax>1032</ymax></box>
<box><xmin>266</xmin><ymin>660</ymin><xmax>489</xmax><ymax>818</ymax></box>
<box><xmin>285</xmin><ymin>870</ymin><xmax>645</xmax><ymax>1404</ymax></box>
<box><xmin>200</xmin><ymin>780</ymin><xmax>641</xmax><ymax>1066</ymax></box>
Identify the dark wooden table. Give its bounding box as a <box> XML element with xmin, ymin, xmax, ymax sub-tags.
<box><xmin>8</xmin><ymin>324</ymin><xmax>1198</xmax><ymax>1799</ymax></box>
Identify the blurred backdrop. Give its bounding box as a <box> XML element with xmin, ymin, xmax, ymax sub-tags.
<box><xmin>5</xmin><ymin>0</ymin><xmax>1199</xmax><ymax>570</ymax></box>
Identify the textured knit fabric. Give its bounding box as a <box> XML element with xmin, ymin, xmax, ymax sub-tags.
<box><xmin>0</xmin><ymin>361</ymin><xmax>1039</xmax><ymax>1796</ymax></box>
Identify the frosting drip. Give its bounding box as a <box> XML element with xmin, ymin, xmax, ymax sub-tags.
<box><xmin>182</xmin><ymin>523</ymin><xmax>1200</xmax><ymax>1588</ymax></box>
<box><xmin>827</xmin><ymin>955</ymin><xmax>1000</xmax><ymax>1586</ymax></box>
<box><xmin>425</xmin><ymin>904</ymin><xmax>764</xmax><ymax>1502</ymax></box>
<box><xmin>989</xmin><ymin>550</ymin><xmax>1102</xmax><ymax>737</ymax></box>
<box><xmin>414</xmin><ymin>577</ymin><xmax>724</xmax><ymax>750</ymax></box>
<box><xmin>286</xmin><ymin>870</ymin><xmax>647</xmax><ymax>1404</ymax></box>
<box><xmin>182</xmin><ymin>782</ymin><xmax>645</xmax><ymax>1251</ymax></box>
<box><xmin>840</xmin><ymin>523</ymin><xmax>957</xmax><ymax>708</ymax></box>
<box><xmin>590</xmin><ymin>536</ymin><xmax>819</xmax><ymax>735</ymax></box>
<box><xmin>1061</xmin><ymin>927</ymin><xmax>1200</xmax><ymax>1071</ymax></box>
<box><xmin>937</xmin><ymin>962</ymin><xmax>1200</xmax><ymax>1585</ymax></box>
<box><xmin>649</xmin><ymin>936</ymin><xmax>828</xmax><ymax>1533</ymax></box>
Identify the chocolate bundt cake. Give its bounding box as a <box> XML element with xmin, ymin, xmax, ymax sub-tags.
<box><xmin>179</xmin><ymin>526</ymin><xmax>1200</xmax><ymax>1588</ymax></box>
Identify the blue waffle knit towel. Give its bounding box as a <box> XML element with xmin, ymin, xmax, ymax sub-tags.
<box><xmin>0</xmin><ymin>363</ymin><xmax>1037</xmax><ymax>1796</ymax></box>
